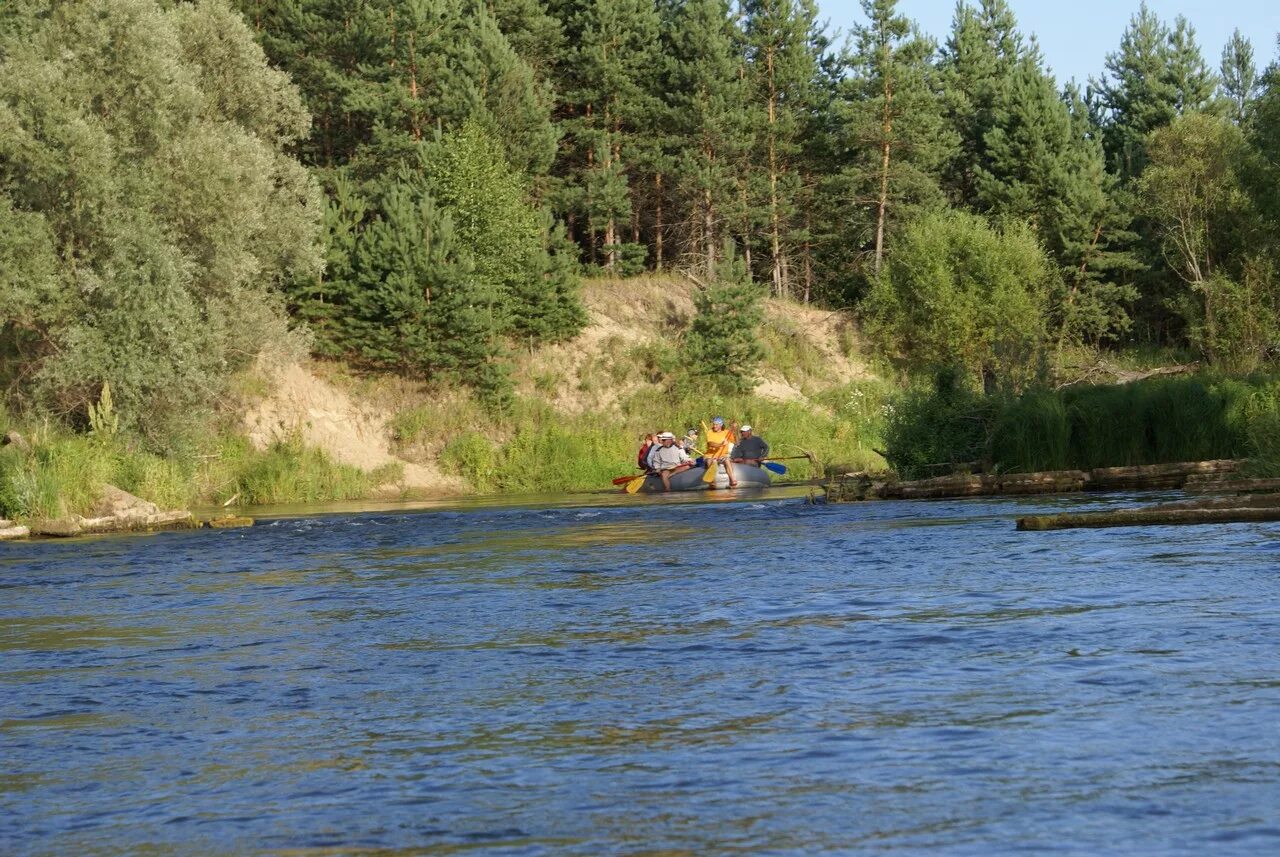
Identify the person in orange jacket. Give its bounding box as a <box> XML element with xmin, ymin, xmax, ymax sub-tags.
<box><xmin>700</xmin><ymin>416</ymin><xmax>738</xmax><ymax>487</ymax></box>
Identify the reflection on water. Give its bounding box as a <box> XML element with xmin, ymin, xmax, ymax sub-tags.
<box><xmin>3</xmin><ymin>491</ymin><xmax>1280</xmax><ymax>855</ymax></box>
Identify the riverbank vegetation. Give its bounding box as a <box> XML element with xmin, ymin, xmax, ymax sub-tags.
<box><xmin>0</xmin><ymin>402</ymin><xmax>394</xmax><ymax>520</ymax></box>
<box><xmin>3</xmin><ymin>0</ymin><xmax>1280</xmax><ymax>517</ymax></box>
<box><xmin>883</xmin><ymin>370</ymin><xmax>1280</xmax><ymax>479</ymax></box>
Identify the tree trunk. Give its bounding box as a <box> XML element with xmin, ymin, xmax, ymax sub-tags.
<box><xmin>873</xmin><ymin>47</ymin><xmax>894</xmax><ymax>275</ymax></box>
<box><xmin>654</xmin><ymin>172</ymin><xmax>664</xmax><ymax>272</ymax></box>
<box><xmin>765</xmin><ymin>45</ymin><xmax>787</xmax><ymax>299</ymax></box>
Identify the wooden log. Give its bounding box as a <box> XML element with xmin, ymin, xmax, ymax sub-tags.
<box><xmin>997</xmin><ymin>470</ymin><xmax>1088</xmax><ymax>495</ymax></box>
<box><xmin>1182</xmin><ymin>476</ymin><xmax>1280</xmax><ymax>495</ymax></box>
<box><xmin>825</xmin><ymin>459</ymin><xmax>1251</xmax><ymax>504</ymax></box>
<box><xmin>1142</xmin><ymin>493</ymin><xmax>1280</xmax><ymax>512</ymax></box>
<box><xmin>1086</xmin><ymin>459</ymin><xmax>1244</xmax><ymax>491</ymax></box>
<box><xmin>885</xmin><ymin>473</ymin><xmax>999</xmax><ymax>499</ymax></box>
<box><xmin>1018</xmin><ymin>505</ymin><xmax>1280</xmax><ymax>531</ymax></box>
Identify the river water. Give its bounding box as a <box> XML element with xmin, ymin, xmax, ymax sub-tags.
<box><xmin>3</xmin><ymin>489</ymin><xmax>1279</xmax><ymax>855</ymax></box>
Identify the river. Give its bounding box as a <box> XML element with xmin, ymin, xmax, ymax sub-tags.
<box><xmin>3</xmin><ymin>489</ymin><xmax>1279</xmax><ymax>855</ymax></box>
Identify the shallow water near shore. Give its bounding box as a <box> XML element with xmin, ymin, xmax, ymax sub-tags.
<box><xmin>3</xmin><ymin>489</ymin><xmax>1280</xmax><ymax>854</ymax></box>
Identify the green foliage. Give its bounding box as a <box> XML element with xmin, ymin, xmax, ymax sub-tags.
<box><xmin>832</xmin><ymin>0</ymin><xmax>952</xmax><ymax>279</ymax></box>
<box><xmin>1092</xmin><ymin>6</ymin><xmax>1217</xmax><ymax>180</ymax></box>
<box><xmin>440</xmin><ymin>432</ymin><xmax>502</xmax><ymax>494</ymax></box>
<box><xmin>881</xmin><ymin>367</ymin><xmax>995</xmax><ymax>477</ymax></box>
<box><xmin>1138</xmin><ymin>113</ymin><xmax>1273</xmax><ymax>365</ymax></box>
<box><xmin>683</xmin><ymin>244</ymin><xmax>765</xmax><ymax>394</ymax></box>
<box><xmin>225</xmin><ymin>434</ymin><xmax>389</xmax><ymax>505</ymax></box>
<box><xmin>428</xmin><ymin>121</ymin><xmax>585</xmax><ymax>344</ymax></box>
<box><xmin>0</xmin><ymin>0</ymin><xmax>321</xmax><ymax>438</ymax></box>
<box><xmin>87</xmin><ymin>382</ymin><xmax>119</xmax><ymax>438</ymax></box>
<box><xmin>663</xmin><ymin>0</ymin><xmax>753</xmax><ymax>276</ymax></box>
<box><xmin>863</xmin><ymin>209</ymin><xmax>1051</xmax><ymax>387</ymax></box>
<box><xmin>0</xmin><ymin>413</ymin><xmax>395</xmax><ymax>519</ymax></box>
<box><xmin>883</xmin><ymin>372</ymin><xmax>1275</xmax><ymax>478</ymax></box>
<box><xmin>1241</xmin><ymin>381</ymin><xmax>1280</xmax><ymax>474</ymax></box>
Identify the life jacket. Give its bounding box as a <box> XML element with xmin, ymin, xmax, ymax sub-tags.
<box><xmin>637</xmin><ymin>440</ymin><xmax>654</xmax><ymax>470</ymax></box>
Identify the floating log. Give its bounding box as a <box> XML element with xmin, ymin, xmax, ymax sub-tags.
<box><xmin>1086</xmin><ymin>459</ymin><xmax>1241</xmax><ymax>491</ymax></box>
<box><xmin>1018</xmin><ymin>504</ymin><xmax>1280</xmax><ymax>531</ymax></box>
<box><xmin>825</xmin><ymin>460</ymin><xmax>1248</xmax><ymax>503</ymax></box>
<box><xmin>1183</xmin><ymin>476</ymin><xmax>1280</xmax><ymax>494</ymax></box>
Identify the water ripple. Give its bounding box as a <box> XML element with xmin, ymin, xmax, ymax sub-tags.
<box><xmin>3</xmin><ymin>493</ymin><xmax>1279</xmax><ymax>854</ymax></box>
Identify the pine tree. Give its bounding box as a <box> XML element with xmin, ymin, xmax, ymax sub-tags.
<box><xmin>1219</xmin><ymin>29</ymin><xmax>1259</xmax><ymax>124</ymax></box>
<box><xmin>1090</xmin><ymin>5</ymin><xmax>1217</xmax><ymax>181</ymax></box>
<box><xmin>664</xmin><ymin>0</ymin><xmax>752</xmax><ymax>277</ymax></box>
<box><xmin>1166</xmin><ymin>16</ymin><xmax>1219</xmax><ymax>116</ymax></box>
<box><xmin>1247</xmin><ymin>41</ymin><xmax>1280</xmax><ymax>229</ymax></box>
<box><xmin>836</xmin><ymin>0</ymin><xmax>950</xmax><ymax>276</ymax></box>
<box><xmin>427</xmin><ymin>121</ymin><xmax>585</xmax><ymax>345</ymax></box>
<box><xmin>936</xmin><ymin>0</ymin><xmax>1025</xmax><ymax>206</ymax></box>
<box><xmin>234</xmin><ymin>0</ymin><xmax>557</xmax><ymax>177</ymax></box>
<box><xmin>741</xmin><ymin>0</ymin><xmax>825</xmax><ymax>298</ymax></box>
<box><xmin>684</xmin><ymin>240</ymin><xmax>765</xmax><ymax>393</ymax></box>
<box><xmin>977</xmin><ymin>56</ymin><xmax>1138</xmax><ymax>350</ymax></box>
<box><xmin>553</xmin><ymin>0</ymin><xmax>663</xmax><ymax>270</ymax></box>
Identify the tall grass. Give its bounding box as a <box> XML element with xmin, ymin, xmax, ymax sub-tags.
<box><xmin>431</xmin><ymin>383</ymin><xmax>891</xmax><ymax>493</ymax></box>
<box><xmin>886</xmin><ymin>372</ymin><xmax>1277</xmax><ymax>478</ymax></box>
<box><xmin>0</xmin><ymin>421</ymin><xmax>396</xmax><ymax>520</ymax></box>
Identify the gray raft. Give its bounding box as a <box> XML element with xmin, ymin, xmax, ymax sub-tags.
<box><xmin>635</xmin><ymin>462</ymin><xmax>771</xmax><ymax>493</ymax></box>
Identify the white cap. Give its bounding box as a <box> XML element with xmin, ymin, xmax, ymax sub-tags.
<box><xmin>657</xmin><ymin>431</ymin><xmax>675</xmax><ymax>439</ymax></box>
<box><xmin>740</xmin><ymin>425</ymin><xmax>752</xmax><ymax>432</ymax></box>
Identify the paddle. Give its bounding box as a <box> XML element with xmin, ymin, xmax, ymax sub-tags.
<box><xmin>611</xmin><ymin>474</ymin><xmax>641</xmax><ymax>485</ymax></box>
<box><xmin>762</xmin><ymin>461</ymin><xmax>786</xmax><ymax>474</ymax></box>
<box><xmin>702</xmin><ymin>460</ymin><xmax>718</xmax><ymax>483</ymax></box>
<box><xmin>624</xmin><ymin>474</ymin><xmax>647</xmax><ymax>494</ymax></box>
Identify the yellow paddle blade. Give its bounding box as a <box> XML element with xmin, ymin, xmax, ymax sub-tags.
<box><xmin>625</xmin><ymin>475</ymin><xmax>647</xmax><ymax>494</ymax></box>
<box><xmin>702</xmin><ymin>461</ymin><xmax>718</xmax><ymax>483</ymax></box>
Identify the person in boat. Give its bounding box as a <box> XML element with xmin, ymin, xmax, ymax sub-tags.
<box><xmin>647</xmin><ymin>431</ymin><xmax>693</xmax><ymax>492</ymax></box>
<box><xmin>680</xmin><ymin>427</ymin><xmax>701</xmax><ymax>465</ymax></box>
<box><xmin>636</xmin><ymin>433</ymin><xmax>657</xmax><ymax>471</ymax></box>
<box><xmin>731</xmin><ymin>424</ymin><xmax>769</xmax><ymax>466</ymax></box>
<box><xmin>700</xmin><ymin>416</ymin><xmax>738</xmax><ymax>488</ymax></box>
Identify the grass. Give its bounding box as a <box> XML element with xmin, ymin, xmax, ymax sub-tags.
<box><xmin>0</xmin><ymin>419</ymin><xmax>396</xmax><ymax>521</ymax></box>
<box><xmin>427</xmin><ymin>384</ymin><xmax>890</xmax><ymax>493</ymax></box>
<box><xmin>885</xmin><ymin>372</ymin><xmax>1280</xmax><ymax>478</ymax></box>
<box><xmin>758</xmin><ymin>317</ymin><xmax>830</xmax><ymax>385</ymax></box>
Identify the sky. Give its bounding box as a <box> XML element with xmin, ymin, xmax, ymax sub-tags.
<box><xmin>814</xmin><ymin>0</ymin><xmax>1280</xmax><ymax>87</ymax></box>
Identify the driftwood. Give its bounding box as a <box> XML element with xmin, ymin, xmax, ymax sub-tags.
<box><xmin>1019</xmin><ymin>500</ymin><xmax>1280</xmax><ymax>531</ymax></box>
<box><xmin>1054</xmin><ymin>361</ymin><xmax>1200</xmax><ymax>389</ymax></box>
<box><xmin>825</xmin><ymin>459</ymin><xmax>1248</xmax><ymax>503</ymax></box>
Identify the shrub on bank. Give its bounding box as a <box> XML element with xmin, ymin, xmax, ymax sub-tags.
<box><xmin>884</xmin><ymin>372</ymin><xmax>1278</xmax><ymax>478</ymax></box>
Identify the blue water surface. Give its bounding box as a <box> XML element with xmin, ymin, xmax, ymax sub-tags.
<box><xmin>2</xmin><ymin>492</ymin><xmax>1279</xmax><ymax>855</ymax></box>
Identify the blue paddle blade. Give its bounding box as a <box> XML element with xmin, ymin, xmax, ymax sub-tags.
<box><xmin>763</xmin><ymin>461</ymin><xmax>786</xmax><ymax>474</ymax></box>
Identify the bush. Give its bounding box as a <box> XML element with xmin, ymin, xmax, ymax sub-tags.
<box><xmin>863</xmin><ymin>209</ymin><xmax>1051</xmax><ymax>390</ymax></box>
<box><xmin>0</xmin><ymin>0</ymin><xmax>321</xmax><ymax>436</ymax></box>
<box><xmin>883</xmin><ymin>372</ymin><xmax>1270</xmax><ymax>477</ymax></box>
<box><xmin>881</xmin><ymin>368</ymin><xmax>996</xmax><ymax>478</ymax></box>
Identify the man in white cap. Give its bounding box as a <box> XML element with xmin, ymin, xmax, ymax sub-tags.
<box><xmin>731</xmin><ymin>424</ymin><xmax>769</xmax><ymax>466</ymax></box>
<box><xmin>647</xmin><ymin>431</ymin><xmax>693</xmax><ymax>492</ymax></box>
